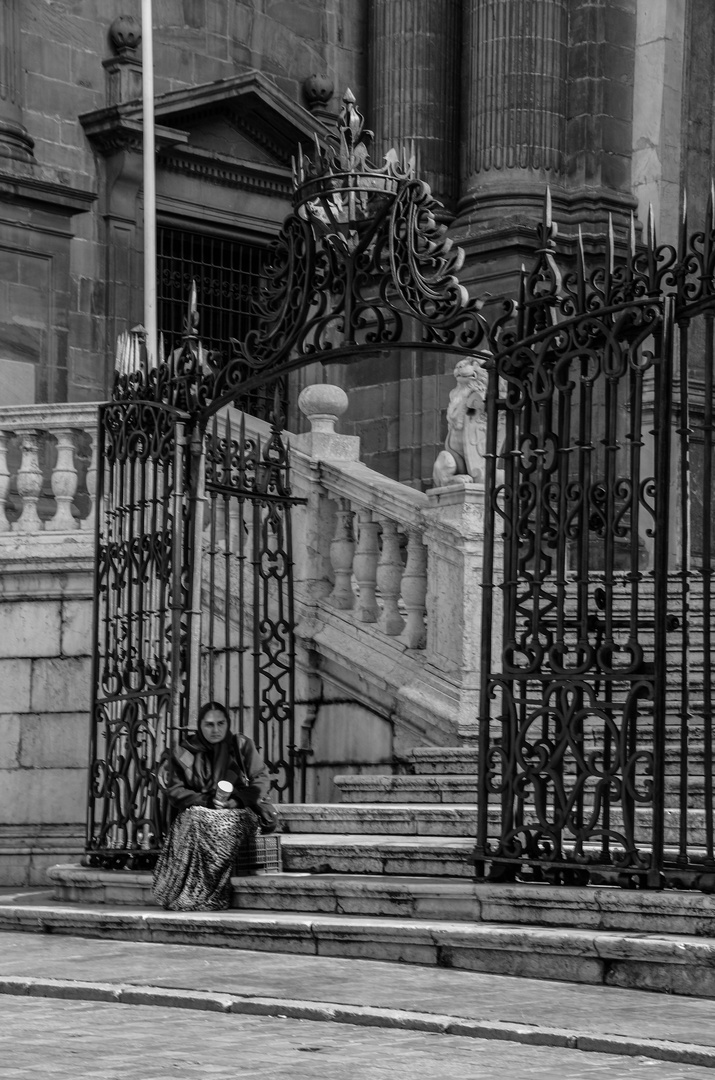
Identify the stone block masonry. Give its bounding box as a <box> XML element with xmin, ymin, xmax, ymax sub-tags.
<box><xmin>0</xmin><ymin>546</ymin><xmax>93</xmax><ymax>884</ymax></box>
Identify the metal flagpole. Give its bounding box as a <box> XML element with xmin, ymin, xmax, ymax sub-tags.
<box><xmin>141</xmin><ymin>0</ymin><xmax>157</xmax><ymax>366</ymax></box>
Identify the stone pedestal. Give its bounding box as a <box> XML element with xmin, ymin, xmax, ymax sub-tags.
<box><xmin>422</xmin><ymin>481</ymin><xmax>501</xmax><ymax>738</ymax></box>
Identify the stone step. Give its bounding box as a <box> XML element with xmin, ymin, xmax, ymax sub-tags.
<box><xmin>280</xmin><ymin>803</ymin><xmax>476</xmax><ymax>836</ymax></box>
<box><xmin>280</xmin><ymin>803</ymin><xmax>715</xmax><ymax>848</ymax></box>
<box><xmin>402</xmin><ymin>747</ymin><xmax>479</xmax><ymax>775</ymax></box>
<box><xmin>280</xmin><ymin>833</ymin><xmax>473</xmax><ymax>878</ymax></box>
<box><xmin>333</xmin><ymin>774</ymin><xmax>477</xmax><ymax>803</ymax></box>
<box><xmin>11</xmin><ymin>876</ymin><xmax>715</xmax><ymax>999</ymax></box>
<box><xmin>47</xmin><ymin>865</ymin><xmax>715</xmax><ymax>937</ymax></box>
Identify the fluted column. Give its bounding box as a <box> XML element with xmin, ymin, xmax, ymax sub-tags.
<box><xmin>0</xmin><ymin>0</ymin><xmax>34</xmax><ymax>162</ymax></box>
<box><xmin>368</xmin><ymin>0</ymin><xmax>461</xmax><ymax>212</ymax></box>
<box><xmin>458</xmin><ymin>0</ymin><xmax>567</xmax><ymax>224</ymax></box>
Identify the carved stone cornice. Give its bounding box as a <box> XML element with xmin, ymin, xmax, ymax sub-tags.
<box><xmin>80</xmin><ymin>113</ymin><xmax>189</xmax><ymax>158</ymax></box>
<box><xmin>159</xmin><ymin>146</ymin><xmax>292</xmax><ymax>197</ymax></box>
<box><xmin>0</xmin><ymin>161</ymin><xmax>96</xmax><ymax>217</ymax></box>
<box><xmin>80</xmin><ymin>69</ymin><xmax>328</xmax><ymax>168</ymax></box>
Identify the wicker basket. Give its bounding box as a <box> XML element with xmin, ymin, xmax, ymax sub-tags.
<box><xmin>234</xmin><ymin>832</ymin><xmax>282</xmax><ymax>876</ymax></box>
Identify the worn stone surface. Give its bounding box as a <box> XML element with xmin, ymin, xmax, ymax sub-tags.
<box><xmin>279</xmin><ymin>803</ymin><xmax>476</xmax><ymax>836</ymax></box>
<box><xmin>0</xmin><ymin>769</ymin><xmax>85</xmax><ymax>825</ymax></box>
<box><xmin>29</xmin><ymin>656</ymin><xmax>91</xmax><ymax>714</ymax></box>
<box><xmin>280</xmin><ymin>834</ymin><xmax>474</xmax><ymax>878</ymax></box>
<box><xmin>59</xmin><ymin>599</ymin><xmax>93</xmax><ymax>657</ymax></box>
<box><xmin>18</xmin><ymin>712</ymin><xmax>87</xmax><ymax>769</ymax></box>
<box><xmin>0</xmin><ymin>600</ymin><xmax>61</xmax><ymax>658</ymax></box>
<box><xmin>406</xmin><ymin>747</ymin><xmax>479</xmax><ymax>775</ymax></box>
<box><xmin>3</xmin><ymin>927</ymin><xmax>715</xmax><ymax>1056</ymax></box>
<box><xmin>5</xmin><ymin>992</ymin><xmax>715</xmax><ymax>1080</ymax></box>
<box><xmin>333</xmin><ymin>774</ymin><xmax>477</xmax><ymax>803</ymax></box>
<box><xmin>5</xmin><ymin>896</ymin><xmax>715</xmax><ymax>997</ymax></box>
<box><xmin>0</xmin><ymin>659</ymin><xmax>32</xmax><ymax>714</ymax></box>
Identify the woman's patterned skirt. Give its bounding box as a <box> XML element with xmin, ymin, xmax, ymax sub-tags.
<box><xmin>152</xmin><ymin>806</ymin><xmax>259</xmax><ymax>912</ymax></box>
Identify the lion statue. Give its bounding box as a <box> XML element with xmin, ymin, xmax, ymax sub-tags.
<box><xmin>433</xmin><ymin>357</ymin><xmax>491</xmax><ymax>487</ymax></box>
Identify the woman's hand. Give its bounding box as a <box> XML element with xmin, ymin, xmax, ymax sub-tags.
<box><xmin>224</xmin><ymin>797</ymin><xmax>239</xmax><ymax>809</ymax></box>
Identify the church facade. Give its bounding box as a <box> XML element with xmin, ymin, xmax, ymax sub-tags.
<box><xmin>1</xmin><ymin>1</ymin><xmax>707</xmax><ymax>486</ymax></box>
<box><xmin>0</xmin><ymin>0</ymin><xmax>712</xmax><ymax>883</ymax></box>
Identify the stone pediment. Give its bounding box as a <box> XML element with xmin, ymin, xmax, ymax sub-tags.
<box><xmin>80</xmin><ymin>70</ymin><xmax>329</xmax><ymax>179</ymax></box>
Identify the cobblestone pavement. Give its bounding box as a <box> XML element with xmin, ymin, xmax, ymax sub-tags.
<box><xmin>3</xmin><ymin>995</ymin><xmax>715</xmax><ymax>1080</ymax></box>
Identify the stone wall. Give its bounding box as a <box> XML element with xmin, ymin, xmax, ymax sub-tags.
<box><xmin>0</xmin><ymin>539</ymin><xmax>93</xmax><ymax>884</ymax></box>
<box><xmin>4</xmin><ymin>0</ymin><xmax>367</xmax><ymax>405</ymax></box>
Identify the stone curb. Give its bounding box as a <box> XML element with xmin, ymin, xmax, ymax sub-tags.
<box><xmin>0</xmin><ymin>976</ymin><xmax>714</xmax><ymax>1067</ymax></box>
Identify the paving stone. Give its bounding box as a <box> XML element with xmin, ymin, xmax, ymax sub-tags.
<box><xmin>3</xmin><ymin>994</ymin><xmax>715</xmax><ymax>1079</ymax></box>
<box><xmin>2</xmin><ymin>930</ymin><xmax>715</xmax><ymax>1053</ymax></box>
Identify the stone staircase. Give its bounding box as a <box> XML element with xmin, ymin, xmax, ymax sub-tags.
<box><xmin>18</xmin><ymin>740</ymin><xmax>715</xmax><ymax>999</ymax></box>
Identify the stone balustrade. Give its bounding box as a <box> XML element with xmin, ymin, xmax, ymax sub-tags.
<box><xmin>294</xmin><ymin>384</ymin><xmax>429</xmax><ymax>653</ymax></box>
<box><xmin>0</xmin><ymin>393</ymin><xmax>487</xmax><ymax>755</ymax></box>
<box><xmin>318</xmin><ymin>461</ymin><xmax>429</xmax><ymax>650</ymax></box>
<box><xmin>0</xmin><ymin>403</ymin><xmax>98</xmax><ymax>535</ymax></box>
<box><xmin>283</xmin><ymin>384</ymin><xmax>489</xmax><ymax>743</ymax></box>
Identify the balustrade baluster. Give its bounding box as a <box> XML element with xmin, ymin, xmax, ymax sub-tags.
<box><xmin>48</xmin><ymin>428</ymin><xmax>79</xmax><ymax>531</ymax></box>
<box><xmin>15</xmin><ymin>430</ymin><xmax>43</xmax><ymax>532</ymax></box>
<box><xmin>0</xmin><ymin>433</ymin><xmax>10</xmax><ymax>533</ymax></box>
<box><xmin>353</xmin><ymin>508</ymin><xmax>380</xmax><ymax>622</ymax></box>
<box><xmin>84</xmin><ymin>429</ymin><xmax>98</xmax><ymax>533</ymax></box>
<box><xmin>329</xmin><ymin>498</ymin><xmax>356</xmax><ymax>609</ymax></box>
<box><xmin>402</xmin><ymin>528</ymin><xmax>428</xmax><ymax>648</ymax></box>
<box><xmin>377</xmin><ymin>517</ymin><xmax>405</xmax><ymax>635</ymax></box>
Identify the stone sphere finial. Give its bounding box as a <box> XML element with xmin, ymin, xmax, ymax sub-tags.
<box><xmin>109</xmin><ymin>14</ymin><xmax>142</xmax><ymax>56</ymax></box>
<box><xmin>303</xmin><ymin>73</ymin><xmax>335</xmax><ymax>113</ymax></box>
<box><xmin>298</xmin><ymin>383</ymin><xmax>348</xmax><ymax>434</ymax></box>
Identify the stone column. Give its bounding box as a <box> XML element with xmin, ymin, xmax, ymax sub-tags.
<box><xmin>0</xmin><ymin>0</ymin><xmax>34</xmax><ymax>162</ymax></box>
<box><xmin>368</xmin><ymin>0</ymin><xmax>461</xmax><ymax>212</ymax></box>
<box><xmin>457</xmin><ymin>0</ymin><xmax>568</xmax><ymax>228</ymax></box>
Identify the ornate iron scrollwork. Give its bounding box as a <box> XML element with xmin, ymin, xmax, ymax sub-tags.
<box><xmin>476</xmin><ymin>187</ymin><xmax>715</xmax><ymax>891</ymax></box>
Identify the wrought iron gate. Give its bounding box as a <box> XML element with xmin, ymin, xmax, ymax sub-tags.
<box><xmin>476</xmin><ymin>198</ymin><xmax>715</xmax><ymax>891</ymax></box>
<box><xmin>86</xmin><ymin>327</ymin><xmax>299</xmax><ymax>867</ymax></box>
<box><xmin>87</xmin><ymin>398</ymin><xmax>191</xmax><ymax>867</ymax></box>
<box><xmin>200</xmin><ymin>405</ymin><xmax>297</xmax><ymax>803</ymax></box>
<box><xmin>84</xmin><ymin>91</ymin><xmax>508</xmax><ymax>867</ymax></box>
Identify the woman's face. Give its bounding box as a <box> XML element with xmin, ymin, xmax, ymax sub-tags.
<box><xmin>200</xmin><ymin>709</ymin><xmax>228</xmax><ymax>744</ymax></box>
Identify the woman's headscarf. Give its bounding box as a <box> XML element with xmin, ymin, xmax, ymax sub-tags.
<box><xmin>190</xmin><ymin>702</ymin><xmax>242</xmax><ymax>792</ymax></box>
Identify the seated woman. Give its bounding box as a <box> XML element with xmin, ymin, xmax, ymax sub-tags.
<box><xmin>152</xmin><ymin>701</ymin><xmax>278</xmax><ymax>912</ymax></box>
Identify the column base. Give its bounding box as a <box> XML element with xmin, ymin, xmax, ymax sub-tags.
<box><xmin>0</xmin><ymin>117</ymin><xmax>35</xmax><ymax>163</ymax></box>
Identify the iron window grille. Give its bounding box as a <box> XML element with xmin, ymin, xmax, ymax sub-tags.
<box><xmin>157</xmin><ymin>226</ymin><xmax>280</xmax><ymax>419</ymax></box>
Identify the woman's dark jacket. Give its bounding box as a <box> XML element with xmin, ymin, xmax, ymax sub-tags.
<box><xmin>166</xmin><ymin>732</ymin><xmax>271</xmax><ymax>818</ymax></box>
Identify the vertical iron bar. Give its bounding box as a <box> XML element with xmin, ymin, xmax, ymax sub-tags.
<box><xmin>252</xmin><ymin>494</ymin><xmax>262</xmax><ymax>750</ymax></box>
<box><xmin>702</xmin><ymin>313</ymin><xmax>714</xmax><ymax>865</ymax></box>
<box><xmin>169</xmin><ymin>420</ymin><xmax>188</xmax><ymax>743</ymax></box>
<box><xmin>475</xmin><ymin>359</ymin><xmax>500</xmax><ymax>864</ymax></box>
<box><xmin>223</xmin><ymin>417</ymin><xmax>233</xmax><ymax>719</ymax></box>
<box><xmin>186</xmin><ymin>423</ymin><xmax>207</xmax><ymax>727</ymax></box>
<box><xmin>677</xmin><ymin>319</ymin><xmax>691</xmax><ymax>864</ymax></box>
<box><xmin>286</xmin><ymin>483</ymin><xmax>296</xmax><ymax>802</ymax></box>
<box><xmin>207</xmin><ymin>477</ymin><xmax>217</xmax><ymax>704</ymax></box>
<box><xmin>651</xmin><ymin>297</ymin><xmax>674</xmax><ymax>886</ymax></box>
<box><xmin>87</xmin><ymin>405</ymin><xmax>107</xmax><ymax>853</ymax></box>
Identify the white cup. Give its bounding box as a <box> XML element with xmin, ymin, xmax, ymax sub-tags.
<box><xmin>215</xmin><ymin>780</ymin><xmax>234</xmax><ymax>807</ymax></box>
